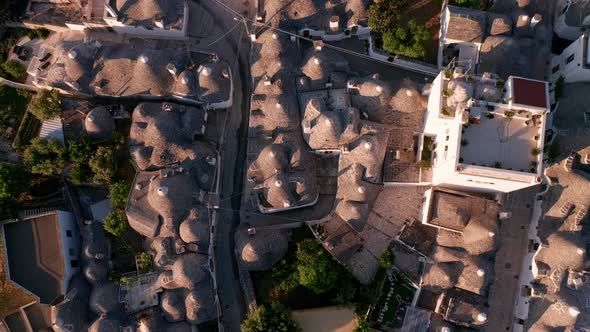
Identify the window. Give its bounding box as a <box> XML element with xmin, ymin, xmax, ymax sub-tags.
<box><xmin>70</xmin><ymin>260</ymin><xmax>80</xmax><ymax>268</ymax></box>
<box><xmin>552</xmin><ymin>64</ymin><xmax>560</xmax><ymax>73</ymax></box>
<box><xmin>566</xmin><ymin>54</ymin><xmax>575</xmax><ymax>64</ymax></box>
<box><xmin>66</xmin><ymin>230</ymin><xmax>72</xmax><ymax>237</ymax></box>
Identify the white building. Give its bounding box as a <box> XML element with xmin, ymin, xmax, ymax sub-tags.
<box><xmin>549</xmin><ymin>31</ymin><xmax>590</xmax><ymax>84</ymax></box>
<box><xmin>554</xmin><ymin>0</ymin><xmax>590</xmax><ymax>41</ymax></box>
<box><xmin>438</xmin><ymin>6</ymin><xmax>487</xmax><ymax>70</ymax></box>
<box><xmin>1</xmin><ymin>210</ymin><xmax>80</xmax><ymax>304</ymax></box>
<box><xmin>421</xmin><ymin>69</ymin><xmax>549</xmax><ymax>193</ymax></box>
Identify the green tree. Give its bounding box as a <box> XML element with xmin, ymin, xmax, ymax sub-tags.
<box><xmin>103</xmin><ymin>210</ymin><xmax>128</xmax><ymax>237</ymax></box>
<box><xmin>271</xmin><ymin>258</ymin><xmax>299</xmax><ymax>293</ymax></box>
<box><xmin>453</xmin><ymin>0</ymin><xmax>480</xmax><ymax>9</ymax></box>
<box><xmin>368</xmin><ymin>0</ymin><xmax>406</xmax><ymax>32</ymax></box>
<box><xmin>89</xmin><ymin>146</ymin><xmax>116</xmax><ymax>183</ymax></box>
<box><xmin>296</xmin><ymin>239</ymin><xmax>340</xmax><ymax>294</ymax></box>
<box><xmin>68</xmin><ymin>137</ymin><xmax>93</xmax><ymax>165</ymax></box>
<box><xmin>28</xmin><ymin>89</ymin><xmax>61</xmax><ymax>121</ymax></box>
<box><xmin>1</xmin><ymin>60</ymin><xmax>26</xmax><ymax>81</ymax></box>
<box><xmin>67</xmin><ymin>163</ymin><xmax>91</xmax><ymax>185</ymax></box>
<box><xmin>0</xmin><ymin>162</ymin><xmax>30</xmax><ymax>200</ymax></box>
<box><xmin>23</xmin><ymin>138</ymin><xmax>67</xmax><ymax>175</ymax></box>
<box><xmin>378</xmin><ymin>247</ymin><xmax>395</xmax><ymax>270</ymax></box>
<box><xmin>26</xmin><ymin>28</ymin><xmax>50</xmax><ymax>40</ymax></box>
<box><xmin>241</xmin><ymin>302</ymin><xmax>301</xmax><ymax>332</ymax></box>
<box><xmin>136</xmin><ymin>252</ymin><xmax>153</xmax><ymax>273</ymax></box>
<box><xmin>382</xmin><ymin>20</ymin><xmax>430</xmax><ymax>59</ymax></box>
<box><xmin>354</xmin><ymin>316</ymin><xmax>371</xmax><ymax>332</ymax></box>
<box><xmin>109</xmin><ymin>180</ymin><xmax>130</xmax><ymax>209</ymax></box>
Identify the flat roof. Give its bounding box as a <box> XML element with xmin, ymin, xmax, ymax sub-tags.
<box><xmin>460</xmin><ymin>110</ymin><xmax>541</xmax><ymax>172</ymax></box>
<box><xmin>512</xmin><ymin>77</ymin><xmax>547</xmax><ymax>108</ymax></box>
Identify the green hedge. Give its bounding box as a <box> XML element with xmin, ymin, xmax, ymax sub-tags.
<box><xmin>12</xmin><ymin>111</ymin><xmax>41</xmax><ymax>150</ymax></box>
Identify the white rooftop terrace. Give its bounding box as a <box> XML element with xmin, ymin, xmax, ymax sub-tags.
<box><xmin>459</xmin><ymin>108</ymin><xmax>542</xmax><ymax>172</ymax></box>
<box><xmin>422</xmin><ymin>69</ymin><xmax>548</xmax><ymax>192</ymax></box>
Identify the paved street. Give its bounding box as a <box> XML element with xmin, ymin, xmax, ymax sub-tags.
<box><xmin>187</xmin><ymin>1</ymin><xmax>253</xmax><ymax>331</ymax></box>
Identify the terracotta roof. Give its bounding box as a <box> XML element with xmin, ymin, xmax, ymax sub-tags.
<box><xmin>511</xmin><ymin>77</ymin><xmax>547</xmax><ymax>108</ymax></box>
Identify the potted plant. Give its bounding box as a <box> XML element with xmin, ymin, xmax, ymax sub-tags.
<box><xmin>444</xmin><ymin>70</ymin><xmax>453</xmax><ymax>80</ymax></box>
<box><xmin>504</xmin><ymin>111</ymin><xmax>514</xmax><ymax>118</ymax></box>
<box><xmin>496</xmin><ymin>79</ymin><xmax>505</xmax><ymax>89</ymax></box>
<box><xmin>494</xmin><ymin>161</ymin><xmax>502</xmax><ymax>168</ymax></box>
<box><xmin>485</xmin><ymin>112</ymin><xmax>494</xmax><ymax>119</ymax></box>
<box><xmin>443</xmin><ymin>88</ymin><xmax>454</xmax><ymax>97</ymax></box>
<box><xmin>461</xmin><ymin>138</ymin><xmax>469</xmax><ymax>146</ymax></box>
<box><xmin>442</xmin><ymin>106</ymin><xmax>452</xmax><ymax>116</ymax></box>
<box><xmin>531</xmin><ymin>147</ymin><xmax>541</xmax><ymax>156</ymax></box>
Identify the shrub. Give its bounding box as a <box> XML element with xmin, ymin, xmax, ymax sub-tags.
<box><xmin>26</xmin><ymin>28</ymin><xmax>50</xmax><ymax>40</ymax></box>
<box><xmin>461</xmin><ymin>138</ymin><xmax>469</xmax><ymax>146</ymax></box>
<box><xmin>444</xmin><ymin>70</ymin><xmax>453</xmax><ymax>79</ymax></box>
<box><xmin>354</xmin><ymin>316</ymin><xmax>371</xmax><ymax>332</ymax></box>
<box><xmin>367</xmin><ymin>0</ymin><xmax>406</xmax><ymax>32</ymax></box>
<box><xmin>23</xmin><ymin>138</ymin><xmax>67</xmax><ymax>175</ymax></box>
<box><xmin>89</xmin><ymin>146</ymin><xmax>117</xmax><ymax>183</ymax></box>
<box><xmin>109</xmin><ymin>180</ymin><xmax>130</xmax><ymax>209</ymax></box>
<box><xmin>296</xmin><ymin>238</ymin><xmax>340</xmax><ymax>294</ymax></box>
<box><xmin>67</xmin><ymin>163</ymin><xmax>91</xmax><ymax>185</ymax></box>
<box><xmin>103</xmin><ymin>210</ymin><xmax>128</xmax><ymax>237</ymax></box>
<box><xmin>241</xmin><ymin>302</ymin><xmax>301</xmax><ymax>332</ymax></box>
<box><xmin>382</xmin><ymin>20</ymin><xmax>430</xmax><ymax>59</ymax></box>
<box><xmin>494</xmin><ymin>161</ymin><xmax>502</xmax><ymax>168</ymax></box>
<box><xmin>12</xmin><ymin>110</ymin><xmax>40</xmax><ymax>150</ymax></box>
<box><xmin>378</xmin><ymin>247</ymin><xmax>395</xmax><ymax>270</ymax></box>
<box><xmin>136</xmin><ymin>252</ymin><xmax>153</xmax><ymax>273</ymax></box>
<box><xmin>442</xmin><ymin>88</ymin><xmax>454</xmax><ymax>97</ymax></box>
<box><xmin>453</xmin><ymin>0</ymin><xmax>480</xmax><ymax>9</ymax></box>
<box><xmin>531</xmin><ymin>147</ymin><xmax>541</xmax><ymax>156</ymax></box>
<box><xmin>442</xmin><ymin>106</ymin><xmax>452</xmax><ymax>116</ymax></box>
<box><xmin>28</xmin><ymin>89</ymin><xmax>61</xmax><ymax>121</ymax></box>
<box><xmin>0</xmin><ymin>162</ymin><xmax>30</xmax><ymax>200</ymax></box>
<box><xmin>68</xmin><ymin>137</ymin><xmax>93</xmax><ymax>165</ymax></box>
<box><xmin>1</xmin><ymin>60</ymin><xmax>26</xmax><ymax>81</ymax></box>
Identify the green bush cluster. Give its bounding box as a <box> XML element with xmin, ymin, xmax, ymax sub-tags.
<box><xmin>103</xmin><ymin>210</ymin><xmax>128</xmax><ymax>237</ymax></box>
<box><xmin>0</xmin><ymin>162</ymin><xmax>31</xmax><ymax>219</ymax></box>
<box><xmin>23</xmin><ymin>138</ymin><xmax>67</xmax><ymax>175</ymax></box>
<box><xmin>368</xmin><ymin>0</ymin><xmax>430</xmax><ymax>59</ymax></box>
<box><xmin>241</xmin><ymin>302</ymin><xmax>301</xmax><ymax>332</ymax></box>
<box><xmin>26</xmin><ymin>28</ymin><xmax>50</xmax><ymax>40</ymax></box>
<box><xmin>382</xmin><ymin>20</ymin><xmax>430</xmax><ymax>58</ymax></box>
<box><xmin>89</xmin><ymin>146</ymin><xmax>117</xmax><ymax>183</ymax></box>
<box><xmin>28</xmin><ymin>89</ymin><xmax>61</xmax><ymax>121</ymax></box>
<box><xmin>453</xmin><ymin>0</ymin><xmax>481</xmax><ymax>9</ymax></box>
<box><xmin>109</xmin><ymin>180</ymin><xmax>130</xmax><ymax>209</ymax></box>
<box><xmin>1</xmin><ymin>60</ymin><xmax>26</xmax><ymax>81</ymax></box>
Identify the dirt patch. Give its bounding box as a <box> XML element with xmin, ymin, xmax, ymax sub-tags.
<box><xmin>292</xmin><ymin>306</ymin><xmax>358</xmax><ymax>332</ymax></box>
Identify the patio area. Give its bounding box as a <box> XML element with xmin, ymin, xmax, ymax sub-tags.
<box><xmin>459</xmin><ymin>113</ymin><xmax>540</xmax><ymax>172</ymax></box>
